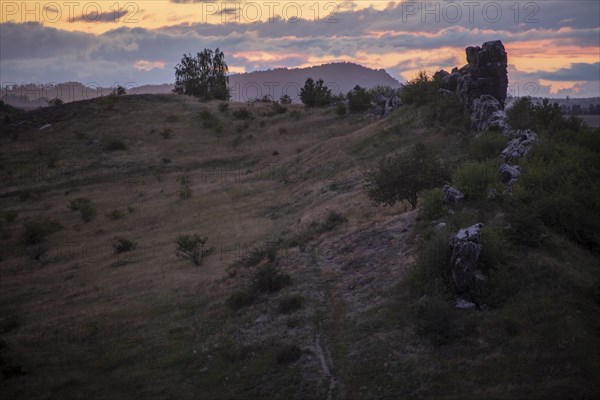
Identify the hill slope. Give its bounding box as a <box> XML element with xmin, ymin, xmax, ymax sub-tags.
<box><xmin>0</xmin><ymin>94</ymin><xmax>599</xmax><ymax>399</ymax></box>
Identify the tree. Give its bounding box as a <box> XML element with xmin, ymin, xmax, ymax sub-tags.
<box><xmin>113</xmin><ymin>86</ymin><xmax>126</xmax><ymax>96</ymax></box>
<box><xmin>175</xmin><ymin>234</ymin><xmax>215</xmax><ymax>265</ymax></box>
<box><xmin>300</xmin><ymin>78</ymin><xmax>332</xmax><ymax>107</ymax></box>
<box><xmin>366</xmin><ymin>143</ymin><xmax>446</xmax><ymax>209</ymax></box>
<box><xmin>347</xmin><ymin>85</ymin><xmax>372</xmax><ymax>113</ymax></box>
<box><xmin>401</xmin><ymin>71</ymin><xmax>438</xmax><ymax>106</ymax></box>
<box><xmin>174</xmin><ymin>48</ymin><xmax>229</xmax><ymax>101</ymax></box>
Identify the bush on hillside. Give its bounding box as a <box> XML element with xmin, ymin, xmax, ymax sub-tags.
<box><xmin>300</xmin><ymin>78</ymin><xmax>333</xmax><ymax>107</ymax></box>
<box><xmin>347</xmin><ymin>86</ymin><xmax>373</xmax><ymax>113</ymax></box>
<box><xmin>366</xmin><ymin>143</ymin><xmax>447</xmax><ymax>209</ymax></box>
<box><xmin>175</xmin><ymin>234</ymin><xmax>215</xmax><ymax>265</ymax></box>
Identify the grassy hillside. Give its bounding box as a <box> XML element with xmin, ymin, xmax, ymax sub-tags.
<box><xmin>0</xmin><ymin>94</ymin><xmax>599</xmax><ymax>399</ymax></box>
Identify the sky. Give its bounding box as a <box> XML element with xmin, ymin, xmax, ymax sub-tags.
<box><xmin>1</xmin><ymin>0</ymin><xmax>599</xmax><ymax>98</ymax></box>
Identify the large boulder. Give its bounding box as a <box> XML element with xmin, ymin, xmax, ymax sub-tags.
<box><xmin>500</xmin><ymin>129</ymin><xmax>537</xmax><ymax>161</ymax></box>
<box><xmin>449</xmin><ymin>223</ymin><xmax>484</xmax><ymax>293</ymax></box>
<box><xmin>470</xmin><ymin>95</ymin><xmax>509</xmax><ymax>132</ymax></box>
<box><xmin>499</xmin><ymin>163</ymin><xmax>521</xmax><ymax>185</ymax></box>
<box><xmin>443</xmin><ymin>184</ymin><xmax>465</xmax><ymax>205</ymax></box>
<box><xmin>372</xmin><ymin>87</ymin><xmax>402</xmax><ymax>117</ymax></box>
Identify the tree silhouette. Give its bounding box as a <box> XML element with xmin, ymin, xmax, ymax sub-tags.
<box><xmin>174</xmin><ymin>48</ymin><xmax>229</xmax><ymax>101</ymax></box>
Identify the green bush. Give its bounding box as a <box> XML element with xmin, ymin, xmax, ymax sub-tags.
<box><xmin>412</xmin><ymin>296</ymin><xmax>456</xmax><ymax>346</ymax></box>
<box><xmin>366</xmin><ymin>143</ymin><xmax>447</xmax><ymax>209</ymax></box>
<box><xmin>113</xmin><ymin>238</ymin><xmax>137</xmax><ymax>253</ymax></box>
<box><xmin>179</xmin><ymin>185</ymin><xmax>192</xmax><ymax>199</ymax></box>
<box><xmin>347</xmin><ymin>86</ymin><xmax>372</xmax><ymax>113</ymax></box>
<box><xmin>200</xmin><ymin>109</ymin><xmax>220</xmax><ymax>129</ymax></box>
<box><xmin>420</xmin><ymin>188</ymin><xmax>446</xmax><ymax>221</ymax></box>
<box><xmin>232</xmin><ymin>107</ymin><xmax>253</xmax><ymax>120</ymax></box>
<box><xmin>80</xmin><ymin>204</ymin><xmax>96</xmax><ymax>222</ymax></box>
<box><xmin>401</xmin><ymin>71</ymin><xmax>438</xmax><ymax>106</ymax></box>
<box><xmin>226</xmin><ymin>289</ymin><xmax>256</xmax><ymax>310</ymax></box>
<box><xmin>218</xmin><ymin>102</ymin><xmax>229</xmax><ymax>112</ymax></box>
<box><xmin>251</xmin><ymin>264</ymin><xmax>291</xmax><ymax>293</ymax></box>
<box><xmin>21</xmin><ymin>219</ymin><xmax>63</xmax><ymax>245</ymax></box>
<box><xmin>278</xmin><ymin>295</ymin><xmax>305</xmax><ymax>314</ymax></box>
<box><xmin>404</xmin><ymin>229</ymin><xmax>452</xmax><ymax>299</ymax></box>
<box><xmin>106</xmin><ymin>209</ymin><xmax>125</xmax><ymax>220</ymax></box>
<box><xmin>300</xmin><ymin>78</ymin><xmax>332</xmax><ymax>107</ymax></box>
<box><xmin>68</xmin><ymin>197</ymin><xmax>91</xmax><ymax>211</ymax></box>
<box><xmin>452</xmin><ymin>160</ymin><xmax>498</xmax><ymax>200</ymax></box>
<box><xmin>335</xmin><ymin>103</ymin><xmax>347</xmax><ymax>116</ymax></box>
<box><xmin>175</xmin><ymin>234</ymin><xmax>215</xmax><ymax>265</ymax></box>
<box><xmin>468</xmin><ymin>132</ymin><xmax>509</xmax><ymax>161</ymax></box>
<box><xmin>160</xmin><ymin>128</ymin><xmax>173</xmax><ymax>139</ymax></box>
<box><xmin>271</xmin><ymin>102</ymin><xmax>287</xmax><ymax>115</ymax></box>
<box><xmin>104</xmin><ymin>139</ymin><xmax>127</xmax><ymax>151</ymax></box>
<box><xmin>280</xmin><ymin>94</ymin><xmax>292</xmax><ymax>104</ymax></box>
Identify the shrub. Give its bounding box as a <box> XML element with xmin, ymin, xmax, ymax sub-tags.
<box><xmin>412</xmin><ymin>296</ymin><xmax>456</xmax><ymax>346</ymax></box>
<box><xmin>452</xmin><ymin>160</ymin><xmax>498</xmax><ymax>200</ymax></box>
<box><xmin>48</xmin><ymin>98</ymin><xmax>64</xmax><ymax>107</ymax></box>
<box><xmin>278</xmin><ymin>295</ymin><xmax>304</xmax><ymax>314</ymax></box>
<box><xmin>276</xmin><ymin>344</ymin><xmax>302</xmax><ymax>364</ymax></box>
<box><xmin>179</xmin><ymin>185</ymin><xmax>192</xmax><ymax>199</ymax></box>
<box><xmin>232</xmin><ymin>107</ymin><xmax>252</xmax><ymax>120</ymax></box>
<box><xmin>218</xmin><ymin>102</ymin><xmax>229</xmax><ymax>112</ymax></box>
<box><xmin>271</xmin><ymin>102</ymin><xmax>287</xmax><ymax>115</ymax></box>
<box><xmin>401</xmin><ymin>71</ymin><xmax>438</xmax><ymax>106</ymax></box>
<box><xmin>366</xmin><ymin>143</ymin><xmax>447</xmax><ymax>209</ymax></box>
<box><xmin>280</xmin><ymin>94</ymin><xmax>292</xmax><ymax>104</ymax></box>
<box><xmin>104</xmin><ymin>139</ymin><xmax>127</xmax><ymax>151</ymax></box>
<box><xmin>300</xmin><ymin>78</ymin><xmax>332</xmax><ymax>107</ymax></box>
<box><xmin>335</xmin><ymin>103</ymin><xmax>347</xmax><ymax>116</ymax></box>
<box><xmin>404</xmin><ymin>229</ymin><xmax>452</xmax><ymax>298</ymax></box>
<box><xmin>200</xmin><ymin>109</ymin><xmax>220</xmax><ymax>129</ymax></box>
<box><xmin>347</xmin><ymin>86</ymin><xmax>373</xmax><ymax>113</ymax></box>
<box><xmin>468</xmin><ymin>132</ymin><xmax>509</xmax><ymax>161</ymax></box>
<box><xmin>420</xmin><ymin>188</ymin><xmax>446</xmax><ymax>221</ymax></box>
<box><xmin>175</xmin><ymin>234</ymin><xmax>215</xmax><ymax>265</ymax></box>
<box><xmin>68</xmin><ymin>197</ymin><xmax>91</xmax><ymax>211</ymax></box>
<box><xmin>316</xmin><ymin>211</ymin><xmax>347</xmax><ymax>233</ymax></box>
<box><xmin>113</xmin><ymin>238</ymin><xmax>137</xmax><ymax>253</ymax></box>
<box><xmin>226</xmin><ymin>289</ymin><xmax>256</xmax><ymax>310</ymax></box>
<box><xmin>106</xmin><ymin>209</ymin><xmax>125</xmax><ymax>220</ymax></box>
<box><xmin>80</xmin><ymin>204</ymin><xmax>96</xmax><ymax>222</ymax></box>
<box><xmin>160</xmin><ymin>128</ymin><xmax>173</xmax><ymax>139</ymax></box>
<box><xmin>251</xmin><ymin>264</ymin><xmax>291</xmax><ymax>293</ymax></box>
<box><xmin>21</xmin><ymin>219</ymin><xmax>63</xmax><ymax>245</ymax></box>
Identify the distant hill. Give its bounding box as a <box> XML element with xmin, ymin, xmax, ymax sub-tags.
<box><xmin>0</xmin><ymin>62</ymin><xmax>401</xmax><ymax>107</ymax></box>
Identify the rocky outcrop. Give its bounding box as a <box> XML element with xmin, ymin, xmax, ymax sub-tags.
<box><xmin>449</xmin><ymin>223</ymin><xmax>484</xmax><ymax>294</ymax></box>
<box><xmin>372</xmin><ymin>87</ymin><xmax>402</xmax><ymax>117</ymax></box>
<box><xmin>435</xmin><ymin>40</ymin><xmax>508</xmax><ymax>131</ymax></box>
<box><xmin>500</xmin><ymin>129</ymin><xmax>537</xmax><ymax>161</ymax></box>
<box><xmin>471</xmin><ymin>95</ymin><xmax>509</xmax><ymax>132</ymax></box>
<box><xmin>499</xmin><ymin>163</ymin><xmax>521</xmax><ymax>185</ymax></box>
<box><xmin>443</xmin><ymin>184</ymin><xmax>465</xmax><ymax>206</ymax></box>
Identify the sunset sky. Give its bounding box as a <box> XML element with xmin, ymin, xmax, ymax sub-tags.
<box><xmin>1</xmin><ymin>0</ymin><xmax>599</xmax><ymax>97</ymax></box>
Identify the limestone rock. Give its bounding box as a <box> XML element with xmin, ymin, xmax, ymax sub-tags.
<box><xmin>449</xmin><ymin>223</ymin><xmax>484</xmax><ymax>293</ymax></box>
<box><xmin>500</xmin><ymin>129</ymin><xmax>537</xmax><ymax>161</ymax></box>
<box><xmin>499</xmin><ymin>163</ymin><xmax>521</xmax><ymax>185</ymax></box>
<box><xmin>442</xmin><ymin>184</ymin><xmax>465</xmax><ymax>206</ymax></box>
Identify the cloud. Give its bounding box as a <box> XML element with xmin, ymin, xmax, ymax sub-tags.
<box><xmin>71</xmin><ymin>9</ymin><xmax>131</xmax><ymax>23</ymax></box>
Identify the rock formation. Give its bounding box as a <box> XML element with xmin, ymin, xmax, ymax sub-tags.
<box><xmin>500</xmin><ymin>129</ymin><xmax>538</xmax><ymax>161</ymax></box>
<box><xmin>449</xmin><ymin>223</ymin><xmax>484</xmax><ymax>294</ymax></box>
<box><xmin>372</xmin><ymin>87</ymin><xmax>402</xmax><ymax>117</ymax></box>
<box><xmin>442</xmin><ymin>184</ymin><xmax>465</xmax><ymax>206</ymax></box>
<box><xmin>434</xmin><ymin>40</ymin><xmax>509</xmax><ymax>131</ymax></box>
